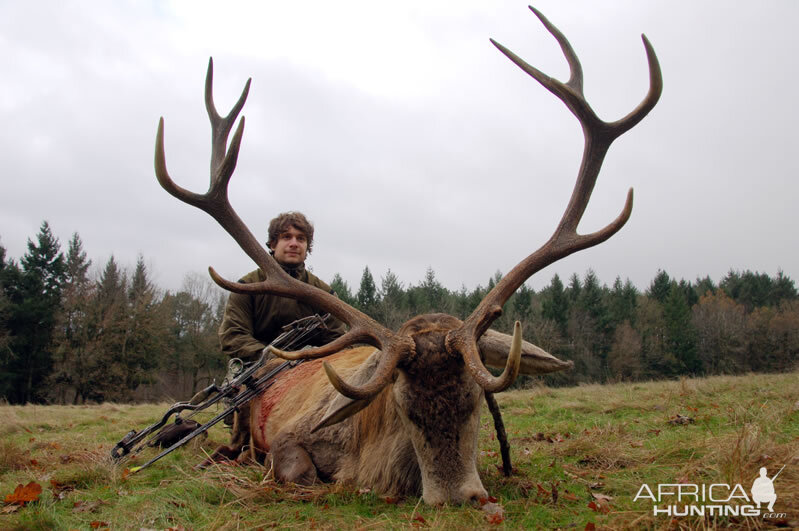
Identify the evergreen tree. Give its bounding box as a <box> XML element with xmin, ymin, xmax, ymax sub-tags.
<box><xmin>377</xmin><ymin>269</ymin><xmax>407</xmax><ymax>329</ymax></box>
<box><xmin>122</xmin><ymin>256</ymin><xmax>164</xmax><ymax>393</ymax></box>
<box><xmin>567</xmin><ymin>273</ymin><xmax>582</xmax><ymax>303</ymax></box>
<box><xmin>49</xmin><ymin>233</ymin><xmax>93</xmax><ymax>403</ymax></box>
<box><xmin>607</xmin><ymin>276</ymin><xmax>638</xmax><ymax>328</ymax></box>
<box><xmin>663</xmin><ymin>284</ymin><xmax>699</xmax><ymax>374</ymax></box>
<box><xmin>418</xmin><ymin>267</ymin><xmax>448</xmax><ymax>313</ymax></box>
<box><xmin>511</xmin><ymin>283</ymin><xmax>534</xmax><ymax>321</ymax></box>
<box><xmin>356</xmin><ymin>266</ymin><xmax>378</xmax><ymax>316</ymax></box>
<box><xmin>647</xmin><ymin>269</ymin><xmax>672</xmax><ymax>304</ymax></box>
<box><xmin>330</xmin><ymin>273</ymin><xmax>356</xmax><ymax>306</ymax></box>
<box><xmin>6</xmin><ymin>222</ymin><xmax>67</xmax><ymax>403</ymax></box>
<box><xmin>694</xmin><ymin>275</ymin><xmax>716</xmax><ymax>299</ymax></box>
<box><xmin>771</xmin><ymin>270</ymin><xmax>797</xmax><ymax>306</ymax></box>
<box><xmin>541</xmin><ymin>274</ymin><xmax>569</xmax><ymax>334</ymax></box>
<box><xmin>0</xmin><ymin>244</ymin><xmax>13</xmax><ymax>374</ymax></box>
<box><xmin>86</xmin><ymin>256</ymin><xmax>129</xmax><ymax>401</ymax></box>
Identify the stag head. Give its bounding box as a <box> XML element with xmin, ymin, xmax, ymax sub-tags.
<box><xmin>154</xmin><ymin>7</ymin><xmax>661</xmax><ymax>504</ymax></box>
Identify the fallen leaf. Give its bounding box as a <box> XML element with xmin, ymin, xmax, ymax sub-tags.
<box><xmin>536</xmin><ymin>483</ymin><xmax>549</xmax><ymax>497</ymax></box>
<box><xmin>49</xmin><ymin>479</ymin><xmax>75</xmax><ymax>500</ymax></box>
<box><xmin>591</xmin><ymin>493</ymin><xmax>613</xmax><ymax>503</ymax></box>
<box><xmin>413</xmin><ymin>514</ymin><xmax>427</xmax><ymax>525</ymax></box>
<box><xmin>562</xmin><ymin>490</ymin><xmax>579</xmax><ymax>501</ymax></box>
<box><xmin>4</xmin><ymin>481</ymin><xmax>42</xmax><ymax>505</ymax></box>
<box><xmin>481</xmin><ymin>501</ymin><xmax>505</xmax><ymax>524</ymax></box>
<box><xmin>587</xmin><ymin>501</ymin><xmax>610</xmax><ymax>514</ymax></box>
<box><xmin>358</xmin><ymin>487</ymin><xmax>371</xmax><ymax>495</ymax></box>
<box><xmin>630</xmin><ymin>441</ymin><xmax>643</xmax><ymax>448</ymax></box>
<box><xmin>122</xmin><ymin>468</ymin><xmax>131</xmax><ymax>480</ymax></box>
<box><xmin>89</xmin><ymin>521</ymin><xmax>110</xmax><ymax>529</ymax></box>
<box><xmin>585</xmin><ymin>523</ymin><xmax>596</xmax><ymax>531</ymax></box>
<box><xmin>384</xmin><ymin>496</ymin><xmax>401</xmax><ymax>504</ymax></box>
<box><xmin>647</xmin><ymin>429</ymin><xmax>661</xmax><ymax>436</ymax></box>
<box><xmin>2</xmin><ymin>505</ymin><xmax>22</xmax><ymax>514</ymax></box>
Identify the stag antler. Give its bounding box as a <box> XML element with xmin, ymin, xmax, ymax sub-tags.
<box><xmin>445</xmin><ymin>6</ymin><xmax>662</xmax><ymax>392</ymax></box>
<box><xmin>155</xmin><ymin>58</ymin><xmax>414</xmax><ymax>400</ymax></box>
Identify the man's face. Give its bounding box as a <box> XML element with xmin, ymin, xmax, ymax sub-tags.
<box><xmin>270</xmin><ymin>225</ymin><xmax>308</xmax><ymax>266</ymax></box>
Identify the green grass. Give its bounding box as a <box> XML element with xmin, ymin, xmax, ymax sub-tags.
<box><xmin>1</xmin><ymin>371</ymin><xmax>797</xmax><ymax>529</ymax></box>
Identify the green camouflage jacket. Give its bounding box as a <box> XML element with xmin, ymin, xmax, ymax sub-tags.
<box><xmin>218</xmin><ymin>265</ymin><xmax>347</xmax><ymax>361</ymax></box>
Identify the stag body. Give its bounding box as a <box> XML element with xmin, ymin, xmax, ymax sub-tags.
<box><xmin>154</xmin><ymin>7</ymin><xmax>661</xmax><ymax>505</ymax></box>
<box><xmin>254</xmin><ymin>314</ymin><xmax>556</xmax><ymax>504</ymax></box>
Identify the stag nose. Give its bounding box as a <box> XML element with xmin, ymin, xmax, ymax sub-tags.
<box><xmin>458</xmin><ymin>482</ymin><xmax>488</xmax><ymax>505</ymax></box>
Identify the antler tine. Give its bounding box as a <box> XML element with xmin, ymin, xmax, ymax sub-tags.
<box><xmin>528</xmin><ymin>6</ymin><xmax>583</xmax><ymax>93</ymax></box>
<box><xmin>156</xmin><ymin>58</ymin><xmax>414</xmax><ymax>401</ymax></box>
<box><xmin>447</xmin><ymin>7</ymin><xmax>662</xmax><ymax>393</ymax></box>
<box><xmin>205</xmin><ymin>57</ymin><xmax>252</xmax><ymax>178</ymax></box>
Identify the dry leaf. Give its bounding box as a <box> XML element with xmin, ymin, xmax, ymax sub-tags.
<box><xmin>585</xmin><ymin>523</ymin><xmax>596</xmax><ymax>531</ymax></box>
<box><xmin>481</xmin><ymin>501</ymin><xmax>505</xmax><ymax>524</ymax></box>
<box><xmin>630</xmin><ymin>441</ymin><xmax>643</xmax><ymax>448</ymax></box>
<box><xmin>587</xmin><ymin>501</ymin><xmax>610</xmax><ymax>514</ymax></box>
<box><xmin>49</xmin><ymin>479</ymin><xmax>75</xmax><ymax>500</ymax></box>
<box><xmin>90</xmin><ymin>521</ymin><xmax>110</xmax><ymax>529</ymax></box>
<box><xmin>2</xmin><ymin>505</ymin><xmax>22</xmax><ymax>514</ymax></box>
<box><xmin>4</xmin><ymin>481</ymin><xmax>42</xmax><ymax>505</ymax></box>
<box><xmin>562</xmin><ymin>490</ymin><xmax>579</xmax><ymax>501</ymax></box>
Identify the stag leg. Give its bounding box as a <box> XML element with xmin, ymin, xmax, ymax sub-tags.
<box><xmin>271</xmin><ymin>434</ymin><xmax>318</xmax><ymax>485</ymax></box>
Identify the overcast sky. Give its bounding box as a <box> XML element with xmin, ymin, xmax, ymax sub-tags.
<box><xmin>2</xmin><ymin>0</ymin><xmax>796</xmax><ymax>297</ymax></box>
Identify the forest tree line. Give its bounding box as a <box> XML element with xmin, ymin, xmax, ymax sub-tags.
<box><xmin>1</xmin><ymin>221</ymin><xmax>797</xmax><ymax>404</ymax></box>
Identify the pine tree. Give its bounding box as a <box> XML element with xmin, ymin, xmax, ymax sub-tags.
<box><xmin>771</xmin><ymin>270</ymin><xmax>797</xmax><ymax>306</ymax></box>
<box><xmin>663</xmin><ymin>284</ymin><xmax>699</xmax><ymax>374</ymax></box>
<box><xmin>541</xmin><ymin>274</ymin><xmax>568</xmax><ymax>334</ymax></box>
<box><xmin>356</xmin><ymin>266</ymin><xmax>378</xmax><ymax>316</ymax></box>
<box><xmin>330</xmin><ymin>273</ymin><xmax>356</xmax><ymax>306</ymax></box>
<box><xmin>418</xmin><ymin>267</ymin><xmax>448</xmax><ymax>313</ymax></box>
<box><xmin>121</xmin><ymin>255</ymin><xmax>164</xmax><ymax>394</ymax></box>
<box><xmin>377</xmin><ymin>269</ymin><xmax>407</xmax><ymax>329</ymax></box>
<box><xmin>647</xmin><ymin>269</ymin><xmax>672</xmax><ymax>304</ymax></box>
<box><xmin>10</xmin><ymin>222</ymin><xmax>67</xmax><ymax>403</ymax></box>
<box><xmin>49</xmin><ymin>233</ymin><xmax>93</xmax><ymax>403</ymax></box>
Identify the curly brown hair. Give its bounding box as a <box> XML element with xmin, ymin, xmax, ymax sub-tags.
<box><xmin>267</xmin><ymin>211</ymin><xmax>315</xmax><ymax>253</ymax></box>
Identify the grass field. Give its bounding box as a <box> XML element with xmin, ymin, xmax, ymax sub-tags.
<box><xmin>1</xmin><ymin>371</ymin><xmax>797</xmax><ymax>530</ymax></box>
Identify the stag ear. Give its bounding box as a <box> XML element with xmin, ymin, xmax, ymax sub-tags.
<box><xmin>312</xmin><ymin>349</ymin><xmax>383</xmax><ymax>432</ymax></box>
<box><xmin>478</xmin><ymin>329</ymin><xmax>573</xmax><ymax>376</ymax></box>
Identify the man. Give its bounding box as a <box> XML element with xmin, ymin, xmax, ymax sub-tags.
<box><xmin>219</xmin><ymin>211</ymin><xmax>346</xmax><ymax>361</ymax></box>
<box><xmin>212</xmin><ymin>211</ymin><xmax>346</xmax><ymax>463</ymax></box>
